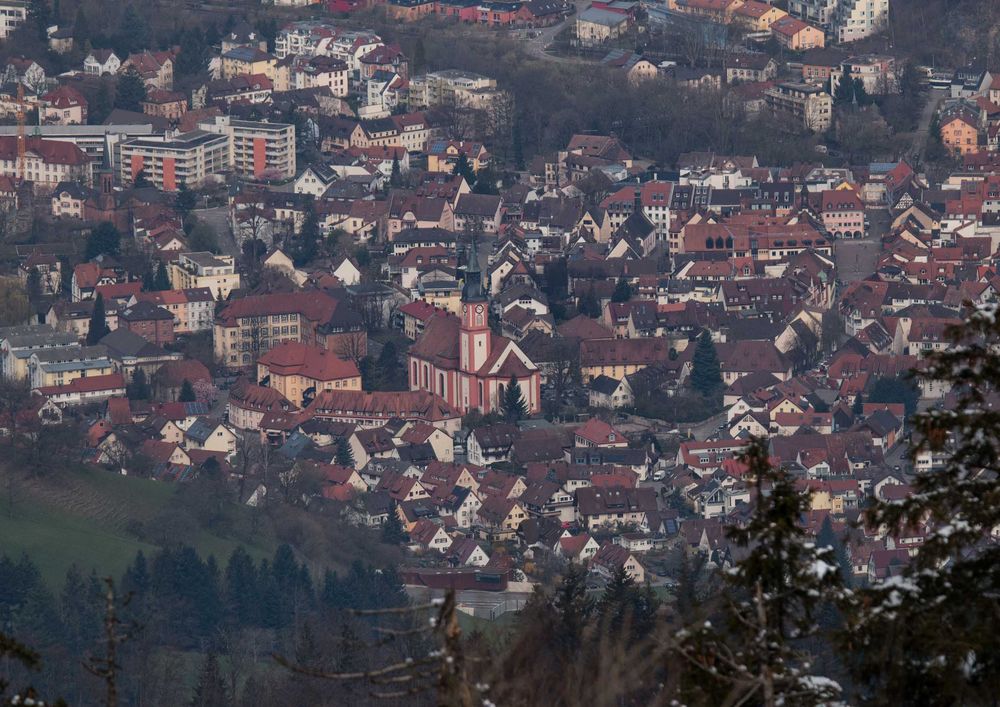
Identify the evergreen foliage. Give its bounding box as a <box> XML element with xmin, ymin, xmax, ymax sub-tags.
<box><xmin>501</xmin><ymin>374</ymin><xmax>528</xmax><ymax>422</ymax></box>
<box><xmin>86</xmin><ymin>293</ymin><xmax>109</xmax><ymax>345</ymax></box>
<box><xmin>690</xmin><ymin>330</ymin><xmax>723</xmax><ymax>397</ymax></box>
<box><xmin>115</xmin><ymin>66</ymin><xmax>147</xmax><ymax>111</ymax></box>
<box><xmin>179</xmin><ymin>379</ymin><xmax>196</xmax><ymax>402</ymax></box>
<box><xmin>85</xmin><ymin>222</ymin><xmax>121</xmax><ymax>259</ymax></box>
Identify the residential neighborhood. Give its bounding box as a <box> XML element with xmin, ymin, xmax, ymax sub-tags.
<box><xmin>0</xmin><ymin>0</ymin><xmax>998</xmax><ymax>703</ymax></box>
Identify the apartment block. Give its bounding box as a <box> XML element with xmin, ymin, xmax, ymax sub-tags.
<box><xmin>198</xmin><ymin>116</ymin><xmax>296</xmax><ymax>181</ymax></box>
<box><xmin>118</xmin><ymin>130</ymin><xmax>230</xmax><ymax>190</ymax></box>
<box><xmin>787</xmin><ymin>0</ymin><xmax>887</xmax><ymax>43</ymax></box>
<box><xmin>0</xmin><ymin>1</ymin><xmax>26</xmax><ymax>39</ymax></box>
<box><xmin>765</xmin><ymin>82</ymin><xmax>833</xmax><ymax>132</ymax></box>
<box><xmin>407</xmin><ymin>70</ymin><xmax>501</xmax><ymax>110</ymax></box>
<box><xmin>169</xmin><ymin>252</ymin><xmax>240</xmax><ymax>299</ymax></box>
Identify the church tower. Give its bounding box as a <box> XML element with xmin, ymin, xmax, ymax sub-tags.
<box><xmin>459</xmin><ymin>236</ymin><xmax>490</xmax><ymax>378</ymax></box>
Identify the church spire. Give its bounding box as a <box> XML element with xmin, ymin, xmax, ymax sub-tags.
<box><xmin>462</xmin><ymin>235</ymin><xmax>486</xmax><ymax>303</ymax></box>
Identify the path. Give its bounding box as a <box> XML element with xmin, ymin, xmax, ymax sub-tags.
<box><xmin>907</xmin><ymin>87</ymin><xmax>946</xmax><ymax>162</ymax></box>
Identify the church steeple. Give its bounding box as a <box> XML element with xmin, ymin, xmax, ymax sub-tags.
<box><xmin>461</xmin><ymin>236</ymin><xmax>486</xmax><ymax>303</ymax></box>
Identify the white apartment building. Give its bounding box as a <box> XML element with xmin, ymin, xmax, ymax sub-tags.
<box><xmin>198</xmin><ymin>116</ymin><xmax>296</xmax><ymax>181</ymax></box>
<box><xmin>169</xmin><ymin>253</ymin><xmax>240</xmax><ymax>299</ymax></box>
<box><xmin>119</xmin><ymin>130</ymin><xmax>230</xmax><ymax>190</ymax></box>
<box><xmin>0</xmin><ymin>1</ymin><xmax>26</xmax><ymax>39</ymax></box>
<box><xmin>408</xmin><ymin>70</ymin><xmax>500</xmax><ymax>109</ymax></box>
<box><xmin>765</xmin><ymin>82</ymin><xmax>834</xmax><ymax>132</ymax></box>
<box><xmin>787</xmin><ymin>0</ymin><xmax>888</xmax><ymax>43</ymax></box>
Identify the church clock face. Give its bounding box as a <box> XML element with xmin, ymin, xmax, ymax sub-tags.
<box><xmin>475</xmin><ymin>305</ymin><xmax>484</xmax><ymax>314</ymax></box>
<box><xmin>475</xmin><ymin>304</ymin><xmax>484</xmax><ymax>326</ymax></box>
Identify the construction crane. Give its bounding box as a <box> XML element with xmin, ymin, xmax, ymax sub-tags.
<box><xmin>15</xmin><ymin>83</ymin><xmax>25</xmax><ymax>182</ymax></box>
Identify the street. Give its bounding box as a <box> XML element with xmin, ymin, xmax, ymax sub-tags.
<box><xmin>907</xmin><ymin>87</ymin><xmax>947</xmax><ymax>163</ymax></box>
<box><xmin>193</xmin><ymin>205</ymin><xmax>240</xmax><ymax>258</ymax></box>
<box><xmin>520</xmin><ymin>0</ymin><xmax>590</xmax><ymax>62</ymax></box>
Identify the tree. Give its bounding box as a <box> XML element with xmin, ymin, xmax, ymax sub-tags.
<box><xmin>412</xmin><ymin>36</ymin><xmax>427</xmax><ymax>74</ymax></box>
<box><xmin>27</xmin><ymin>0</ymin><xmax>50</xmax><ymax>41</ymax></box>
<box><xmin>86</xmin><ymin>293</ymin><xmax>110</xmax><ymax>345</ymax></box>
<box><xmin>674</xmin><ymin>439</ymin><xmax>847</xmax><ymax>706</ymax></box>
<box><xmin>866</xmin><ymin>374</ymin><xmax>919</xmax><ymax>416</ymax></box>
<box><xmin>187</xmin><ymin>219</ymin><xmax>219</xmax><ymax>254</ymax></box>
<box><xmin>834</xmin><ymin>67</ymin><xmax>856</xmax><ymax>104</ymax></box>
<box><xmin>175</xmin><ymin>183</ymin><xmax>197</xmax><ymax>217</ymax></box>
<box><xmin>0</xmin><ymin>279</ymin><xmax>31</xmax><ymax>326</ymax></box>
<box><xmin>472</xmin><ymin>166</ymin><xmax>500</xmax><ymax>195</ymax></box>
<box><xmin>611</xmin><ymin>276</ymin><xmax>633</xmax><ymax>303</ymax></box>
<box><xmin>72</xmin><ymin>4</ymin><xmax>89</xmax><ymax>44</ymax></box>
<box><xmin>690</xmin><ymin>330</ymin><xmax>723</xmax><ymax>397</ymax></box>
<box><xmin>292</xmin><ymin>200</ymin><xmax>320</xmax><ymax>267</ymax></box>
<box><xmin>25</xmin><ymin>269</ymin><xmax>41</xmax><ymax>303</ymax></box>
<box><xmin>127</xmin><ymin>368</ymin><xmax>150</xmax><ymax>400</ymax></box>
<box><xmin>381</xmin><ymin>507</ymin><xmax>407</xmax><ymax>544</ymax></box>
<box><xmin>86</xmin><ymin>222</ymin><xmax>121</xmax><ymax>259</ymax></box>
<box><xmin>845</xmin><ymin>308</ymin><xmax>1000</xmax><ymax>704</ymax></box>
<box><xmin>334</xmin><ymin>435</ymin><xmax>354</xmax><ymax>468</ymax></box>
<box><xmin>115</xmin><ymin>66</ymin><xmax>147</xmax><ymax>111</ymax></box>
<box><xmin>501</xmin><ymin>374</ymin><xmax>528</xmax><ymax>422</ymax></box>
<box><xmin>451</xmin><ymin>152</ymin><xmax>475</xmax><ymax>185</ymax></box>
<box><xmin>389</xmin><ymin>153</ymin><xmax>402</xmax><ymax>188</ymax></box>
<box><xmin>154</xmin><ymin>261</ymin><xmax>171</xmax><ymax>291</ymax></box>
<box><xmin>91</xmin><ymin>80</ymin><xmax>112</xmax><ymax>124</ymax></box>
<box><xmin>190</xmin><ymin>653</ymin><xmax>229</xmax><ymax>707</ymax></box>
<box><xmin>176</xmin><ymin>26</ymin><xmax>208</xmax><ymax>77</ymax></box>
<box><xmin>577</xmin><ymin>286</ymin><xmax>601</xmax><ymax>318</ymax></box>
<box><xmin>179</xmin><ymin>379</ymin><xmax>196</xmax><ymax>402</ymax></box>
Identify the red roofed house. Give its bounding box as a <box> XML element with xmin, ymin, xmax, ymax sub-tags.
<box><xmin>398</xmin><ymin>299</ymin><xmax>447</xmax><ymax>340</ymax></box>
<box><xmin>407</xmin><ymin>239</ymin><xmax>541</xmax><ymax>416</ymax></box>
<box><xmin>819</xmin><ymin>188</ymin><xmax>865</xmax><ymax>239</ymax></box>
<box><xmin>590</xmin><ymin>542</ymin><xmax>645</xmax><ymax>583</ymax></box>
<box><xmin>409</xmin><ymin>518</ymin><xmax>451</xmax><ymax>552</ymax></box>
<box><xmin>41</xmin><ymin>85</ymin><xmax>88</xmax><ymax>125</ymax></box>
<box><xmin>152</xmin><ymin>359</ymin><xmax>213</xmax><ymax>402</ymax></box>
<box><xmin>226</xmin><ymin>381</ymin><xmax>298</xmax><ymax>430</ymax></box>
<box><xmin>574</xmin><ymin>418</ymin><xmax>628</xmax><ymax>448</ymax></box>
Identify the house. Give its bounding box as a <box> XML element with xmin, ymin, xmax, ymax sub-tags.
<box><xmin>476</xmin><ymin>496</ymin><xmax>528</xmax><ymax>541</ymax></box>
<box><xmin>467</xmin><ymin>423</ymin><xmax>519</xmax><ymax>466</ymax></box>
<box><xmin>84</xmin><ymin>49</ymin><xmax>121</xmax><ymax>76</ymax></box>
<box><xmin>557</xmin><ymin>533</ymin><xmax>601</xmax><ymax>562</ymax></box>
<box><xmin>36</xmin><ymin>372</ymin><xmax>126</xmax><ymax>407</ymax></box>
<box><xmin>575</xmin><ymin>485</ymin><xmax>657</xmax><ymax>530</ymax></box>
<box><xmin>446</xmin><ymin>537</ymin><xmax>490</xmax><ymax>567</ymax></box>
<box><xmin>590</xmin><ymin>542</ymin><xmax>645</xmax><ymax>583</ymax></box>
<box><xmin>152</xmin><ymin>359</ymin><xmax>212</xmax><ymax>402</ymax></box>
<box><xmin>770</xmin><ymin>16</ymin><xmax>825</xmax><ymax>50</ymax></box>
<box><xmin>257</xmin><ymin>341</ymin><xmax>362</xmax><ymax>408</ymax></box>
<box><xmin>117</xmin><ymin>301</ymin><xmax>175</xmax><ymax>346</ymax></box>
<box><xmin>40</xmin><ymin>86</ymin><xmax>87</xmax><ymax>125</ymax></box>
<box><xmin>588</xmin><ymin>375</ymin><xmax>634</xmax><ymax>409</ymax></box>
<box><xmin>940</xmin><ymin>111</ymin><xmax>980</xmax><ymax>156</ymax></box>
<box><xmin>725</xmin><ymin>54</ymin><xmax>778</xmax><ymax>84</ymax></box>
<box><xmin>574</xmin><ymin>418</ymin><xmax>628</xmax><ymax>448</ymax></box>
<box><xmin>409</xmin><ymin>518</ymin><xmax>452</xmax><ymax>552</ymax></box>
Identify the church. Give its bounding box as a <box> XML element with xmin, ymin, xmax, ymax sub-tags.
<box><xmin>407</xmin><ymin>239</ymin><xmax>541</xmax><ymax>416</ymax></box>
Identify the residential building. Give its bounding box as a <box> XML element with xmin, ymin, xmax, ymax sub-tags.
<box><xmin>118</xmin><ymin>130</ymin><xmax>230</xmax><ymax>190</ymax></box>
<box><xmin>83</xmin><ymin>49</ymin><xmax>120</xmax><ymax>76</ymax></box>
<box><xmin>941</xmin><ymin>111</ymin><xmax>981</xmax><ymax>156</ymax></box>
<box><xmin>407</xmin><ymin>70</ymin><xmax>503</xmax><ymax>110</ymax></box>
<box><xmin>787</xmin><ymin>0</ymin><xmax>887</xmax><ymax>43</ymax></box>
<box><xmin>133</xmin><ymin>288</ymin><xmax>214</xmax><ymax>334</ymax></box>
<box><xmin>40</xmin><ymin>86</ymin><xmax>87</xmax><ymax>125</ymax></box>
<box><xmin>771</xmin><ymin>16</ymin><xmax>825</xmax><ymax>50</ymax></box>
<box><xmin>765</xmin><ymin>82</ymin><xmax>833</xmax><ymax>131</ymax></box>
<box><xmin>168</xmin><ymin>252</ymin><xmax>240</xmax><ymax>299</ymax></box>
<box><xmin>198</xmin><ymin>116</ymin><xmax>296</xmax><ymax>181</ymax></box>
<box><xmin>140</xmin><ymin>89</ymin><xmax>188</xmax><ymax>122</ymax></box>
<box><xmin>0</xmin><ymin>325</ymin><xmax>77</xmax><ymax>381</ymax></box>
<box><xmin>28</xmin><ymin>345</ymin><xmax>114</xmax><ymax>390</ymax></box>
<box><xmin>121</xmin><ymin>50</ymin><xmax>175</xmax><ymax>90</ymax></box>
<box><xmin>117</xmin><ymin>301</ymin><xmax>175</xmax><ymax>346</ymax></box>
<box><xmin>0</xmin><ymin>1</ymin><xmax>26</xmax><ymax>39</ymax></box>
<box><xmin>220</xmin><ymin>47</ymin><xmax>277</xmax><ymax>81</ymax></box>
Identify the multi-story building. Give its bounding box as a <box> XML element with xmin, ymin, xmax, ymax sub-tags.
<box><xmin>291</xmin><ymin>55</ymin><xmax>349</xmax><ymax>96</ymax></box>
<box><xmin>0</xmin><ymin>136</ymin><xmax>92</xmax><ymax>191</ymax></box>
<box><xmin>0</xmin><ymin>325</ymin><xmax>77</xmax><ymax>381</ymax></box>
<box><xmin>0</xmin><ymin>1</ymin><xmax>26</xmax><ymax>39</ymax></box>
<box><xmin>407</xmin><ymin>70</ymin><xmax>501</xmax><ymax>110</ymax></box>
<box><xmin>787</xmin><ymin>0</ymin><xmax>887</xmax><ymax>43</ymax></box>
<box><xmin>765</xmin><ymin>82</ymin><xmax>833</xmax><ymax>132</ymax></box>
<box><xmin>169</xmin><ymin>253</ymin><xmax>240</xmax><ymax>299</ymax></box>
<box><xmin>257</xmin><ymin>341</ymin><xmax>362</xmax><ymax>407</ymax></box>
<box><xmin>220</xmin><ymin>47</ymin><xmax>277</xmax><ymax>81</ymax></box>
<box><xmin>28</xmin><ymin>345</ymin><xmax>114</xmax><ymax>390</ymax></box>
<box><xmin>133</xmin><ymin>288</ymin><xmax>215</xmax><ymax>334</ymax></box>
<box><xmin>118</xmin><ymin>130</ymin><xmax>230</xmax><ymax>190</ymax></box>
<box><xmin>197</xmin><ymin>116</ymin><xmax>296</xmax><ymax>181</ymax></box>
<box><xmin>212</xmin><ymin>291</ymin><xmax>343</xmax><ymax>368</ymax></box>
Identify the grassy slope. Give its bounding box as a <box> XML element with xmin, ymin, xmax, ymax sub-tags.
<box><xmin>0</xmin><ymin>466</ymin><xmax>276</xmax><ymax>587</ymax></box>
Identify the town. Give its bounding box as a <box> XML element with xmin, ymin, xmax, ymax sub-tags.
<box><xmin>0</xmin><ymin>0</ymin><xmax>998</xmax><ymax>703</ymax></box>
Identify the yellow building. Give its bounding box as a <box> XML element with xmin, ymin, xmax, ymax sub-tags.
<box><xmin>169</xmin><ymin>252</ymin><xmax>240</xmax><ymax>299</ymax></box>
<box><xmin>256</xmin><ymin>341</ymin><xmax>362</xmax><ymax>407</ymax></box>
<box><xmin>28</xmin><ymin>345</ymin><xmax>114</xmax><ymax>389</ymax></box>
<box><xmin>221</xmin><ymin>47</ymin><xmax>277</xmax><ymax>80</ymax></box>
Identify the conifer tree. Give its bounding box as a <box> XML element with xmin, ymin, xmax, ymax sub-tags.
<box><xmin>154</xmin><ymin>261</ymin><xmax>171</xmax><ymax>291</ymax></box>
<box><xmin>690</xmin><ymin>330</ymin><xmax>722</xmax><ymax>397</ymax></box>
<box><xmin>389</xmin><ymin>153</ymin><xmax>402</xmax><ymax>187</ymax></box>
<box><xmin>335</xmin><ymin>435</ymin><xmax>354</xmax><ymax>468</ymax></box>
<box><xmin>86</xmin><ymin>293</ymin><xmax>109</xmax><ymax>345</ymax></box>
<box><xmin>501</xmin><ymin>374</ymin><xmax>528</xmax><ymax>422</ymax></box>
<box><xmin>190</xmin><ymin>653</ymin><xmax>229</xmax><ymax>707</ymax></box>
<box><xmin>674</xmin><ymin>439</ymin><xmax>847</xmax><ymax>706</ymax></box>
<box><xmin>578</xmin><ymin>286</ymin><xmax>601</xmax><ymax>318</ymax></box>
<box><xmin>127</xmin><ymin>368</ymin><xmax>150</xmax><ymax>400</ymax></box>
<box><xmin>381</xmin><ymin>506</ymin><xmax>407</xmax><ymax>545</ymax></box>
<box><xmin>611</xmin><ymin>276</ymin><xmax>632</xmax><ymax>303</ymax></box>
<box><xmin>115</xmin><ymin>66</ymin><xmax>147</xmax><ymax>112</ymax></box>
<box><xmin>846</xmin><ymin>305</ymin><xmax>1000</xmax><ymax>705</ymax></box>
<box><xmin>179</xmin><ymin>379</ymin><xmax>196</xmax><ymax>402</ymax></box>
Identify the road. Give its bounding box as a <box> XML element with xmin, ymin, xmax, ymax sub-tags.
<box><xmin>520</xmin><ymin>1</ymin><xmax>590</xmax><ymax>62</ymax></box>
<box><xmin>907</xmin><ymin>87</ymin><xmax>946</xmax><ymax>162</ymax></box>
